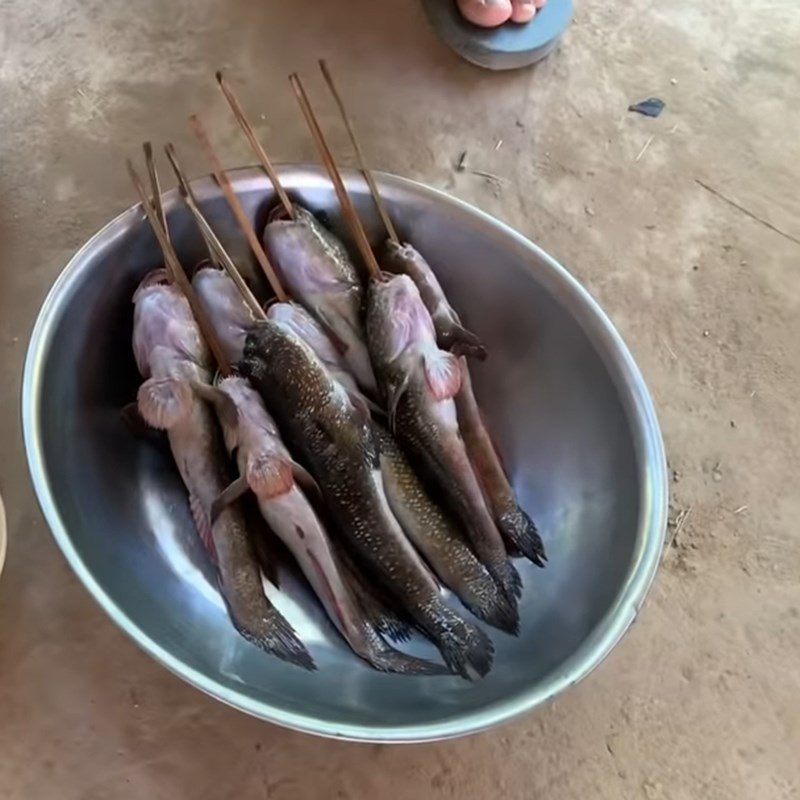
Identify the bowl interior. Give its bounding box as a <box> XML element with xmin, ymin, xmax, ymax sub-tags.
<box><xmin>24</xmin><ymin>167</ymin><xmax>665</xmax><ymax>740</ymax></box>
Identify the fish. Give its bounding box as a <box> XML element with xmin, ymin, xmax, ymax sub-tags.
<box><xmin>192</xmin><ymin>265</ymin><xmax>259</xmax><ymax>365</ymax></box>
<box><xmin>192</xmin><ymin>270</ymin><xmax>431</xmax><ymax>670</ymax></box>
<box><xmin>455</xmin><ymin>365</ymin><xmax>546</xmax><ymax>565</ymax></box>
<box><xmin>198</xmin><ymin>374</ymin><xmax>444</xmax><ymax>675</ymax></box>
<box><xmin>131</xmin><ymin>270</ymin><xmax>313</xmax><ymax>670</ymax></box>
<box><xmin>240</xmin><ymin>320</ymin><xmax>494</xmax><ymax>679</ymax></box>
<box><xmin>381</xmin><ymin>240</ymin><xmax>486</xmax><ymax>359</ymax></box>
<box><xmin>379</xmin><ymin>248</ymin><xmax>545</xmax><ymax>565</ymax></box>
<box><xmin>374</xmin><ymin>425</ymin><xmax>519</xmax><ymax>634</ymax></box>
<box><xmin>268</xmin><ymin>297</ymin><xmax>515</xmax><ymax>631</ymax></box>
<box><xmin>366</xmin><ymin>274</ymin><xmax>521</xmax><ymax>602</ymax></box>
<box><xmin>266</xmin><ymin>301</ymin><xmax>382</xmax><ymax>419</ymax></box>
<box><xmin>262</xmin><ymin>205</ymin><xmax>377</xmax><ymax>396</ymax></box>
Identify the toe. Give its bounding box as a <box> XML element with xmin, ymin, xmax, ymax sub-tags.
<box><xmin>457</xmin><ymin>0</ymin><xmax>513</xmax><ymax>27</ymax></box>
<box><xmin>510</xmin><ymin>0</ymin><xmax>537</xmax><ymax>22</ymax></box>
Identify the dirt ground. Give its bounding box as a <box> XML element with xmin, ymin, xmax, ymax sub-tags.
<box><xmin>1</xmin><ymin>0</ymin><xmax>798</xmax><ymax>797</ymax></box>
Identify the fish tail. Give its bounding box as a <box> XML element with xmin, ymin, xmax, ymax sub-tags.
<box><xmin>342</xmin><ymin>551</ymin><xmax>415</xmax><ymax>642</ymax></box>
<box><xmin>237</xmin><ymin>608</ymin><xmax>316</xmax><ymax>671</ymax></box>
<box><xmin>373</xmin><ymin>609</ymin><xmax>414</xmax><ymax>643</ymax></box>
<box><xmin>488</xmin><ymin>558</ymin><xmax>523</xmax><ymax>602</ymax></box>
<box><xmin>497</xmin><ymin>506</ymin><xmax>547</xmax><ymax>567</ymax></box>
<box><xmin>459</xmin><ymin>576</ymin><xmax>520</xmax><ymax>636</ymax></box>
<box><xmin>415</xmin><ymin>601</ymin><xmax>494</xmax><ymax>679</ymax></box>
<box><xmin>359</xmin><ymin>628</ymin><xmax>449</xmax><ymax>676</ymax></box>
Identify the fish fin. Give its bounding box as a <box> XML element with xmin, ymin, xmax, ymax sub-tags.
<box><xmin>290</xmin><ymin>460</ymin><xmax>322</xmax><ymax>501</ymax></box>
<box><xmin>137</xmin><ymin>377</ymin><xmax>193</xmax><ymax>430</ymax></box>
<box><xmin>423</xmin><ymin>350</ymin><xmax>463</xmax><ymax>400</ymax></box>
<box><xmin>190</xmin><ymin>380</ymin><xmax>240</xmax><ymax>447</ymax></box>
<box><xmin>497</xmin><ymin>506</ymin><xmax>547</xmax><ymax>567</ymax></box>
<box><xmin>222</xmin><ymin>577</ymin><xmax>316</xmax><ymax>670</ymax></box>
<box><xmin>246</xmin><ymin>453</ymin><xmax>294</xmax><ymax>499</ymax></box>
<box><xmin>120</xmin><ymin>401</ymin><xmax>164</xmax><ymax>441</ymax></box>
<box><xmin>442</xmin><ymin>323</ymin><xmax>488</xmax><ymax>361</ymax></box>
<box><xmin>492</xmin><ymin>559</ymin><xmax>523</xmax><ymax>601</ymax></box>
<box><xmin>360</xmin><ymin>629</ymin><xmax>450</xmax><ymax>676</ymax></box>
<box><xmin>416</xmin><ymin>602</ymin><xmax>494</xmax><ymax>680</ymax></box>
<box><xmin>190</xmin><ymin>492</ymin><xmax>218</xmax><ymax>566</ymax></box>
<box><xmin>210</xmin><ymin>474</ymin><xmax>250</xmax><ymax>523</ymax></box>
<box><xmin>386</xmin><ymin>372</ymin><xmax>411</xmax><ymax>433</ymax></box>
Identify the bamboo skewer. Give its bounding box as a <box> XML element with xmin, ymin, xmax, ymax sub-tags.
<box><xmin>289</xmin><ymin>72</ymin><xmax>383</xmax><ymax>282</ymax></box>
<box><xmin>161</xmin><ymin>144</ymin><xmax>221</xmax><ymax>269</ymax></box>
<box><xmin>127</xmin><ymin>158</ymin><xmax>232</xmax><ymax>375</ymax></box>
<box><xmin>188</xmin><ymin>114</ymin><xmax>288</xmax><ymax>303</ymax></box>
<box><xmin>143</xmin><ymin>142</ymin><xmax>169</xmax><ymax>243</ymax></box>
<box><xmin>318</xmin><ymin>60</ymin><xmax>399</xmax><ymax>245</ymax></box>
<box><xmin>164</xmin><ymin>143</ymin><xmax>266</xmax><ymax>321</ymax></box>
<box><xmin>215</xmin><ymin>71</ymin><xmax>294</xmax><ymax>220</ymax></box>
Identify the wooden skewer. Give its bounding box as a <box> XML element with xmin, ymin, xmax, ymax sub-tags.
<box><xmin>127</xmin><ymin>158</ymin><xmax>232</xmax><ymax>375</ymax></box>
<box><xmin>161</xmin><ymin>144</ymin><xmax>220</xmax><ymax>269</ymax></box>
<box><xmin>289</xmin><ymin>72</ymin><xmax>382</xmax><ymax>281</ymax></box>
<box><xmin>318</xmin><ymin>60</ymin><xmax>399</xmax><ymax>245</ymax></box>
<box><xmin>164</xmin><ymin>143</ymin><xmax>266</xmax><ymax>321</ymax></box>
<box><xmin>215</xmin><ymin>70</ymin><xmax>294</xmax><ymax>220</ymax></box>
<box><xmin>143</xmin><ymin>141</ymin><xmax>169</xmax><ymax>242</ymax></box>
<box><xmin>188</xmin><ymin>114</ymin><xmax>288</xmax><ymax>303</ymax></box>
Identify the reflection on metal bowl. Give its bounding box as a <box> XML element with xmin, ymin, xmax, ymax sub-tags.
<box><xmin>22</xmin><ymin>166</ymin><xmax>667</xmax><ymax>742</ymax></box>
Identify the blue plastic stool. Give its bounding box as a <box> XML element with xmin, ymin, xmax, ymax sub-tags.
<box><xmin>422</xmin><ymin>0</ymin><xmax>573</xmax><ymax>70</ymax></box>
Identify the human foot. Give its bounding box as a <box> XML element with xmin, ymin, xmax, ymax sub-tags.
<box><xmin>456</xmin><ymin>0</ymin><xmax>547</xmax><ymax>27</ymax></box>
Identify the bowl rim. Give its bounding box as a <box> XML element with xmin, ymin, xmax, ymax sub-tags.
<box><xmin>21</xmin><ymin>164</ymin><xmax>668</xmax><ymax>743</ymax></box>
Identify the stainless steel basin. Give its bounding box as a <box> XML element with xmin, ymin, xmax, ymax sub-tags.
<box><xmin>22</xmin><ymin>165</ymin><xmax>667</xmax><ymax>742</ymax></box>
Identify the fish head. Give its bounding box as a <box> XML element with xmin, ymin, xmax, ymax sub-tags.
<box><xmin>367</xmin><ymin>274</ymin><xmax>436</xmax><ymax>369</ymax></box>
<box><xmin>132</xmin><ymin>276</ymin><xmax>210</xmax><ymax>376</ymax></box>
<box><xmin>192</xmin><ymin>266</ymin><xmax>259</xmax><ymax>364</ymax></box>
<box><xmin>267</xmin><ymin>301</ymin><xmax>345</xmax><ymax>369</ymax></box>
<box><xmin>263</xmin><ymin>207</ymin><xmax>361</xmax><ymax>305</ymax></box>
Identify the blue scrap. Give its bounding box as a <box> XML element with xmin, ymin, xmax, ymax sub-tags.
<box><xmin>628</xmin><ymin>98</ymin><xmax>665</xmax><ymax>118</ymax></box>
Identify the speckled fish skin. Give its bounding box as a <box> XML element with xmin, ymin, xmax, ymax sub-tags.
<box><xmin>209</xmin><ymin>374</ymin><xmax>444</xmax><ymax>675</ymax></box>
<box><xmin>262</xmin><ymin>205</ymin><xmax>377</xmax><ymax>396</ymax></box>
<box><xmin>132</xmin><ymin>271</ymin><xmax>314</xmax><ymax>670</ymax></box>
<box><xmin>374</xmin><ymin>424</ymin><xmax>519</xmax><ymax>634</ymax></box>
<box><xmin>366</xmin><ymin>274</ymin><xmax>521</xmax><ymax>602</ymax></box>
<box><xmin>379</xmin><ymin>248</ymin><xmax>546</xmax><ymax>566</ymax></box>
<box><xmin>381</xmin><ymin>240</ymin><xmax>486</xmax><ymax>359</ymax></box>
<box><xmin>240</xmin><ymin>321</ymin><xmax>494</xmax><ymax>679</ymax></box>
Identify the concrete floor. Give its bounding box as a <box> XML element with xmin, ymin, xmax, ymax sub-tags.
<box><xmin>1</xmin><ymin>0</ymin><xmax>799</xmax><ymax>797</ymax></box>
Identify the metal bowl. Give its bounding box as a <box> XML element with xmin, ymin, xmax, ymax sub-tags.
<box><xmin>22</xmin><ymin>166</ymin><xmax>667</xmax><ymax>742</ymax></box>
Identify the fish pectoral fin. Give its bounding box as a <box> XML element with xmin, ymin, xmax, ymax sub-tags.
<box><xmin>246</xmin><ymin>452</ymin><xmax>294</xmax><ymax>499</ymax></box>
<box><xmin>444</xmin><ymin>323</ymin><xmax>488</xmax><ymax>361</ymax></box>
<box><xmin>211</xmin><ymin>474</ymin><xmax>250</xmax><ymax>523</ymax></box>
<box><xmin>291</xmin><ymin>460</ymin><xmax>322</xmax><ymax>501</ymax></box>
<box><xmin>423</xmin><ymin>349</ymin><xmax>463</xmax><ymax>400</ymax></box>
<box><xmin>190</xmin><ymin>380</ymin><xmax>240</xmax><ymax>432</ymax></box>
<box><xmin>137</xmin><ymin>377</ymin><xmax>193</xmax><ymax>430</ymax></box>
<box><xmin>120</xmin><ymin>401</ymin><xmax>163</xmax><ymax>441</ymax></box>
